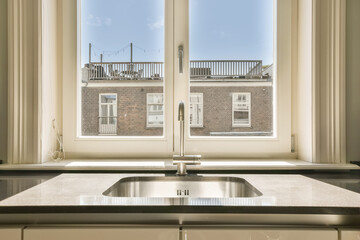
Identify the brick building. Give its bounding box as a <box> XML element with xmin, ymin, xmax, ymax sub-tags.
<box><xmin>81</xmin><ymin>61</ymin><xmax>273</xmax><ymax>136</ymax></box>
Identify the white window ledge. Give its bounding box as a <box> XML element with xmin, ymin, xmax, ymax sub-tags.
<box><xmin>0</xmin><ymin>160</ymin><xmax>358</xmax><ymax>171</ymax></box>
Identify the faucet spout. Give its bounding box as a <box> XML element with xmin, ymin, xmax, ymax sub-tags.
<box><xmin>178</xmin><ymin>101</ymin><xmax>184</xmax><ymax>121</ymax></box>
<box><xmin>179</xmin><ymin>101</ymin><xmax>185</xmax><ymax>156</ymax></box>
<box><xmin>173</xmin><ymin>101</ymin><xmax>201</xmax><ymax>175</ymax></box>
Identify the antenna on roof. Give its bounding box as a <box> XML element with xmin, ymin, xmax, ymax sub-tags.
<box><xmin>89</xmin><ymin>43</ymin><xmax>92</xmax><ymax>64</ymax></box>
<box><xmin>130</xmin><ymin>42</ymin><xmax>133</xmax><ymax>63</ymax></box>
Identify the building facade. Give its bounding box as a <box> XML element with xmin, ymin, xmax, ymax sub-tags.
<box><xmin>81</xmin><ymin>61</ymin><xmax>273</xmax><ymax>137</ymax></box>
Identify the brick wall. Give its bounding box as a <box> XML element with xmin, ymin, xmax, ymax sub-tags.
<box><xmin>82</xmin><ymin>87</ymin><xmax>163</xmax><ymax>136</ymax></box>
<box><xmin>82</xmin><ymin>85</ymin><xmax>272</xmax><ymax>136</ymax></box>
<box><xmin>190</xmin><ymin>86</ymin><xmax>273</xmax><ymax>136</ymax></box>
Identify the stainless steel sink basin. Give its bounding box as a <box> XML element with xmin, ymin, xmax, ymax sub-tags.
<box><xmin>103</xmin><ymin>176</ymin><xmax>262</xmax><ymax>198</ymax></box>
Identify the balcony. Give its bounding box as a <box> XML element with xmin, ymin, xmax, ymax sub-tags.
<box><xmin>82</xmin><ymin>60</ymin><xmax>266</xmax><ymax>82</ymax></box>
<box><xmin>99</xmin><ymin>116</ymin><xmax>117</xmax><ymax>135</ymax></box>
<box><xmin>85</xmin><ymin>62</ymin><xmax>164</xmax><ymax>81</ymax></box>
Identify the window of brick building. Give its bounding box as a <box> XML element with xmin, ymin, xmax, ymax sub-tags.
<box><xmin>147</xmin><ymin>93</ymin><xmax>164</xmax><ymax>128</ymax></box>
<box><xmin>232</xmin><ymin>93</ymin><xmax>251</xmax><ymax>127</ymax></box>
<box><xmin>99</xmin><ymin>94</ymin><xmax>117</xmax><ymax>135</ymax></box>
<box><xmin>190</xmin><ymin>93</ymin><xmax>203</xmax><ymax>127</ymax></box>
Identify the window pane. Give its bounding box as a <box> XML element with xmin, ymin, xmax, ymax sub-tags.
<box><xmin>81</xmin><ymin>0</ymin><xmax>164</xmax><ymax>136</ymax></box>
<box><xmin>101</xmin><ymin>95</ymin><xmax>116</xmax><ymax>104</ymax></box>
<box><xmin>100</xmin><ymin>105</ymin><xmax>108</xmax><ymax>117</ymax></box>
<box><xmin>189</xmin><ymin>0</ymin><xmax>273</xmax><ymax>137</ymax></box>
<box><xmin>234</xmin><ymin>112</ymin><xmax>249</xmax><ymax>124</ymax></box>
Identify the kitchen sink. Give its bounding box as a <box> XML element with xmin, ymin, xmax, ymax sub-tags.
<box><xmin>103</xmin><ymin>176</ymin><xmax>262</xmax><ymax>198</ymax></box>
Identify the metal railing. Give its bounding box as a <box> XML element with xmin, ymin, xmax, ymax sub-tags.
<box><xmin>98</xmin><ymin>116</ymin><xmax>117</xmax><ymax>135</ymax></box>
<box><xmin>89</xmin><ymin>62</ymin><xmax>164</xmax><ymax>80</ymax></box>
<box><xmin>85</xmin><ymin>60</ymin><xmax>263</xmax><ymax>81</ymax></box>
<box><xmin>190</xmin><ymin>60</ymin><xmax>262</xmax><ymax>78</ymax></box>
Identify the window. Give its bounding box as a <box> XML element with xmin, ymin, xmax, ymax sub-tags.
<box><xmin>147</xmin><ymin>93</ymin><xmax>164</xmax><ymax>128</ymax></box>
<box><xmin>190</xmin><ymin>93</ymin><xmax>203</xmax><ymax>127</ymax></box>
<box><xmin>62</xmin><ymin>0</ymin><xmax>293</xmax><ymax>157</ymax></box>
<box><xmin>232</xmin><ymin>93</ymin><xmax>251</xmax><ymax>127</ymax></box>
<box><xmin>188</xmin><ymin>0</ymin><xmax>273</xmax><ymax>137</ymax></box>
<box><xmin>99</xmin><ymin>94</ymin><xmax>117</xmax><ymax>135</ymax></box>
<box><xmin>80</xmin><ymin>0</ymin><xmax>165</xmax><ymax>137</ymax></box>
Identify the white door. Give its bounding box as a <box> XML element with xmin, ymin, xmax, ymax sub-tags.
<box><xmin>99</xmin><ymin>94</ymin><xmax>117</xmax><ymax>135</ymax></box>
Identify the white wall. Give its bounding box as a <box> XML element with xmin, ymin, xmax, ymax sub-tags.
<box><xmin>295</xmin><ymin>0</ymin><xmax>313</xmax><ymax>162</ymax></box>
<box><xmin>0</xmin><ymin>0</ymin><xmax>8</xmax><ymax>163</ymax></box>
<box><xmin>42</xmin><ymin>0</ymin><xmax>62</xmax><ymax>163</ymax></box>
<box><xmin>346</xmin><ymin>0</ymin><xmax>360</xmax><ymax>162</ymax></box>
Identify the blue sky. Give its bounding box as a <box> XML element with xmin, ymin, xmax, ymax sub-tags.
<box><xmin>81</xmin><ymin>0</ymin><xmax>273</xmax><ymax>66</ymax></box>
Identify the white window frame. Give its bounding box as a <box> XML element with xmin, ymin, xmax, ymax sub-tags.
<box><xmin>61</xmin><ymin>0</ymin><xmax>294</xmax><ymax>158</ymax></box>
<box><xmin>232</xmin><ymin>93</ymin><xmax>251</xmax><ymax>128</ymax></box>
<box><xmin>147</xmin><ymin>93</ymin><xmax>164</xmax><ymax>128</ymax></box>
<box><xmin>98</xmin><ymin>93</ymin><xmax>117</xmax><ymax>135</ymax></box>
<box><xmin>62</xmin><ymin>0</ymin><xmax>174</xmax><ymax>157</ymax></box>
<box><xmin>173</xmin><ymin>0</ymin><xmax>293</xmax><ymax>157</ymax></box>
<box><xmin>189</xmin><ymin>93</ymin><xmax>203</xmax><ymax>128</ymax></box>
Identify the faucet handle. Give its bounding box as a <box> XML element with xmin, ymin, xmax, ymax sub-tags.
<box><xmin>172</xmin><ymin>155</ymin><xmax>201</xmax><ymax>176</ymax></box>
<box><xmin>172</xmin><ymin>155</ymin><xmax>201</xmax><ymax>164</ymax></box>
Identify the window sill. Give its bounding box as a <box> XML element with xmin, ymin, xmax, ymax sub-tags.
<box><xmin>232</xmin><ymin>125</ymin><xmax>252</xmax><ymax>128</ymax></box>
<box><xmin>0</xmin><ymin>159</ymin><xmax>358</xmax><ymax>171</ymax></box>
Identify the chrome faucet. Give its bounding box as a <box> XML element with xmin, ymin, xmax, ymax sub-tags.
<box><xmin>173</xmin><ymin>101</ymin><xmax>201</xmax><ymax>175</ymax></box>
<box><xmin>178</xmin><ymin>101</ymin><xmax>185</xmax><ymax>156</ymax></box>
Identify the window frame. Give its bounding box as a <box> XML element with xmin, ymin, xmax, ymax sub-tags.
<box><xmin>61</xmin><ymin>0</ymin><xmax>295</xmax><ymax>158</ymax></box>
<box><xmin>172</xmin><ymin>0</ymin><xmax>293</xmax><ymax>157</ymax></box>
<box><xmin>62</xmin><ymin>0</ymin><xmax>174</xmax><ymax>158</ymax></box>
<box><xmin>232</xmin><ymin>93</ymin><xmax>251</xmax><ymax>128</ymax></box>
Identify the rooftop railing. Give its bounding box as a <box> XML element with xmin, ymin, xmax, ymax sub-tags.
<box><xmin>190</xmin><ymin>60</ymin><xmax>262</xmax><ymax>79</ymax></box>
<box><xmin>83</xmin><ymin>60</ymin><xmax>263</xmax><ymax>81</ymax></box>
<box><xmin>87</xmin><ymin>62</ymin><xmax>164</xmax><ymax>81</ymax></box>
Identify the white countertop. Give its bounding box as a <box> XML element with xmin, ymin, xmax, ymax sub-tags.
<box><xmin>1</xmin><ymin>173</ymin><xmax>360</xmax><ymax>208</ymax></box>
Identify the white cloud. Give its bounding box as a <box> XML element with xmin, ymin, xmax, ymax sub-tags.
<box><xmin>104</xmin><ymin>18</ymin><xmax>112</xmax><ymax>26</ymax></box>
<box><xmin>147</xmin><ymin>18</ymin><xmax>164</xmax><ymax>30</ymax></box>
<box><xmin>86</xmin><ymin>15</ymin><xmax>112</xmax><ymax>27</ymax></box>
<box><xmin>86</xmin><ymin>14</ymin><xmax>101</xmax><ymax>27</ymax></box>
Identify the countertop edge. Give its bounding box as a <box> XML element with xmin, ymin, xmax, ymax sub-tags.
<box><xmin>1</xmin><ymin>208</ymin><xmax>360</xmax><ymax>226</ymax></box>
<box><xmin>0</xmin><ymin>205</ymin><xmax>360</xmax><ymax>215</ymax></box>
